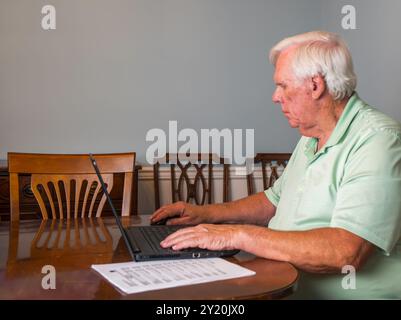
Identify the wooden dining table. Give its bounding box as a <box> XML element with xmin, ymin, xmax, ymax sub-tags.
<box><xmin>0</xmin><ymin>215</ymin><xmax>298</xmax><ymax>300</ymax></box>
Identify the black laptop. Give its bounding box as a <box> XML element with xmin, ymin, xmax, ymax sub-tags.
<box><xmin>89</xmin><ymin>154</ymin><xmax>239</xmax><ymax>262</ymax></box>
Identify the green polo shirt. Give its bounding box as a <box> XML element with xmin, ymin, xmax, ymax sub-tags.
<box><xmin>265</xmin><ymin>92</ymin><xmax>401</xmax><ymax>299</ymax></box>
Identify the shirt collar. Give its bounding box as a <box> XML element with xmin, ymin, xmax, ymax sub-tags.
<box><xmin>304</xmin><ymin>92</ymin><xmax>365</xmax><ymax>161</ymax></box>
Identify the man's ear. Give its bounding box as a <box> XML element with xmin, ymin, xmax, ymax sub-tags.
<box><xmin>311</xmin><ymin>74</ymin><xmax>326</xmax><ymax>100</ymax></box>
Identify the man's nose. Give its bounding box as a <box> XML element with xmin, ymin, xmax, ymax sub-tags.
<box><xmin>272</xmin><ymin>89</ymin><xmax>281</xmax><ymax>104</ymax></box>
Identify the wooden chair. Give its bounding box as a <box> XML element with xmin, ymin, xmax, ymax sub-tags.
<box><xmin>8</xmin><ymin>152</ymin><xmax>136</xmax><ymax>221</ymax></box>
<box><xmin>153</xmin><ymin>153</ymin><xmax>229</xmax><ymax>210</ymax></box>
<box><xmin>246</xmin><ymin>153</ymin><xmax>291</xmax><ymax>195</ymax></box>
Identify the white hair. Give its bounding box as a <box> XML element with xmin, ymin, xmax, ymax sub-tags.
<box><xmin>269</xmin><ymin>31</ymin><xmax>357</xmax><ymax>101</ymax></box>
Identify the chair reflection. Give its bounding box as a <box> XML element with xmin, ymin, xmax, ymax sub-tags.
<box><xmin>6</xmin><ymin>218</ymin><xmax>114</xmax><ymax>276</ymax></box>
<box><xmin>31</xmin><ymin>218</ymin><xmax>113</xmax><ymax>257</ymax></box>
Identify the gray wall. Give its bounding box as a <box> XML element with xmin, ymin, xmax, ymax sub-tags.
<box><xmin>0</xmin><ymin>0</ymin><xmax>400</xmax><ymax>163</ymax></box>
<box><xmin>321</xmin><ymin>0</ymin><xmax>401</xmax><ymax>121</ymax></box>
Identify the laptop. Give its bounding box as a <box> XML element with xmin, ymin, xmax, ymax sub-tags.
<box><xmin>89</xmin><ymin>154</ymin><xmax>239</xmax><ymax>261</ymax></box>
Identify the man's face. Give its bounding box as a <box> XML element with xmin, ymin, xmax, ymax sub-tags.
<box><xmin>272</xmin><ymin>50</ymin><xmax>318</xmax><ymax>135</ymax></box>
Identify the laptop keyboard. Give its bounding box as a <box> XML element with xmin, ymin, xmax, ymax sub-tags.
<box><xmin>126</xmin><ymin>225</ymin><xmax>239</xmax><ymax>260</ymax></box>
<box><xmin>137</xmin><ymin>225</ymin><xmax>187</xmax><ymax>253</ymax></box>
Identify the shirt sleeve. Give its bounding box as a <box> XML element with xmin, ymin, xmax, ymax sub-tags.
<box><xmin>265</xmin><ymin>173</ymin><xmax>285</xmax><ymax>207</ymax></box>
<box><xmin>330</xmin><ymin>130</ymin><xmax>401</xmax><ymax>254</ymax></box>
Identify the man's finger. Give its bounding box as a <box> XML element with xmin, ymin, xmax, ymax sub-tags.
<box><xmin>166</xmin><ymin>216</ymin><xmax>192</xmax><ymax>225</ymax></box>
<box><xmin>151</xmin><ymin>206</ymin><xmax>181</xmax><ymax>222</ymax></box>
<box><xmin>162</xmin><ymin>227</ymin><xmax>197</xmax><ymax>243</ymax></box>
<box><xmin>171</xmin><ymin>238</ymin><xmax>201</xmax><ymax>251</ymax></box>
<box><xmin>162</xmin><ymin>234</ymin><xmax>200</xmax><ymax>250</ymax></box>
<box><xmin>161</xmin><ymin>228</ymin><xmax>206</xmax><ymax>248</ymax></box>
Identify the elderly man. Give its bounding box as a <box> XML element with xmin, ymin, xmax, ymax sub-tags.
<box><xmin>151</xmin><ymin>31</ymin><xmax>401</xmax><ymax>299</ymax></box>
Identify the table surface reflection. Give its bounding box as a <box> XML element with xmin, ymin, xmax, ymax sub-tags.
<box><xmin>0</xmin><ymin>216</ymin><xmax>298</xmax><ymax>300</ymax></box>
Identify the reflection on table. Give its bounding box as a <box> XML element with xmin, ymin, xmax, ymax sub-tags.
<box><xmin>0</xmin><ymin>216</ymin><xmax>298</xmax><ymax>300</ymax></box>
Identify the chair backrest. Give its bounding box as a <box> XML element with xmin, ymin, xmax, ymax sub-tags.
<box><xmin>153</xmin><ymin>153</ymin><xmax>229</xmax><ymax>210</ymax></box>
<box><xmin>8</xmin><ymin>152</ymin><xmax>135</xmax><ymax>221</ymax></box>
<box><xmin>247</xmin><ymin>153</ymin><xmax>291</xmax><ymax>195</ymax></box>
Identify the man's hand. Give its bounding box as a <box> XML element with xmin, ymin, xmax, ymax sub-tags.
<box><xmin>150</xmin><ymin>201</ymin><xmax>209</xmax><ymax>225</ymax></box>
<box><xmin>160</xmin><ymin>224</ymin><xmax>241</xmax><ymax>251</ymax></box>
<box><xmin>150</xmin><ymin>192</ymin><xmax>277</xmax><ymax>226</ymax></box>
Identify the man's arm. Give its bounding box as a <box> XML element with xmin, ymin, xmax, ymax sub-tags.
<box><xmin>161</xmin><ymin>224</ymin><xmax>375</xmax><ymax>273</ymax></box>
<box><xmin>238</xmin><ymin>226</ymin><xmax>375</xmax><ymax>273</ymax></box>
<box><xmin>151</xmin><ymin>192</ymin><xmax>276</xmax><ymax>226</ymax></box>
